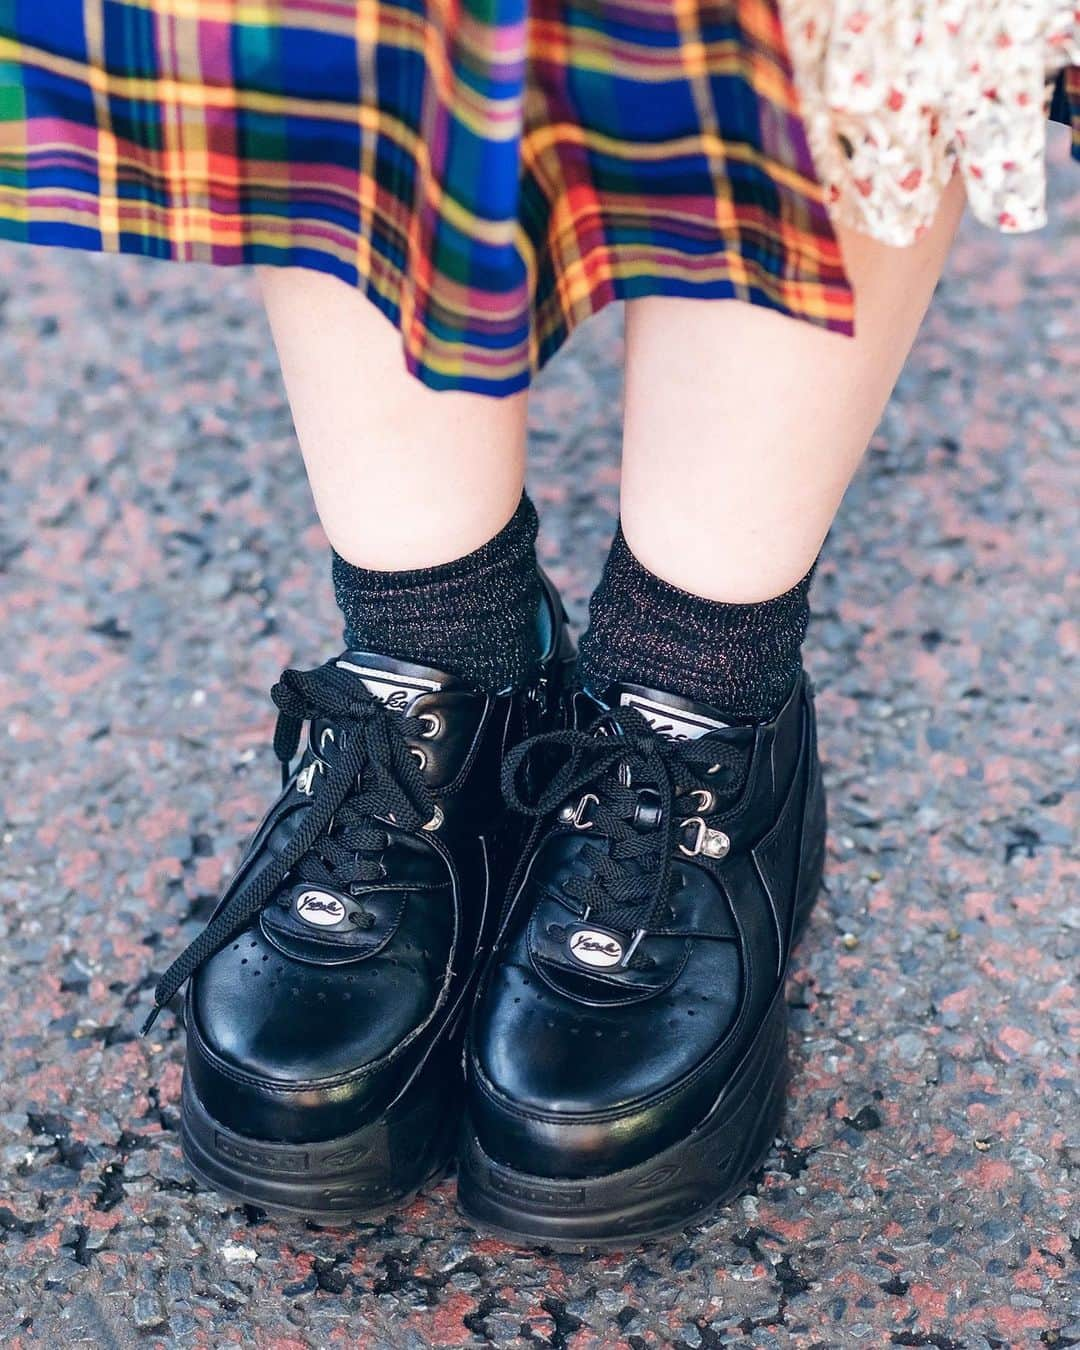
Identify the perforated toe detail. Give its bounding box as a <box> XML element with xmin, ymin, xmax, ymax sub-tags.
<box><xmin>193</xmin><ymin>926</ymin><xmax>440</xmax><ymax>1084</ymax></box>
<box><xmin>476</xmin><ymin>939</ymin><xmax>741</xmax><ymax>1118</ymax></box>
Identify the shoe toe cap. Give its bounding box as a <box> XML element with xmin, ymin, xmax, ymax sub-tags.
<box><xmin>187</xmin><ymin>925</ymin><xmax>439</xmax><ymax>1140</ymax></box>
<box><xmin>468</xmin><ymin>949</ymin><xmax>740</xmax><ymax>1178</ymax></box>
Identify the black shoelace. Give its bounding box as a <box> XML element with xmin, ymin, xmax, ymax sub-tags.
<box><xmin>501</xmin><ymin>707</ymin><xmax>748</xmax><ymax>963</ymax></box>
<box><xmin>140</xmin><ymin>660</ymin><xmax>437</xmax><ymax>1034</ymax></box>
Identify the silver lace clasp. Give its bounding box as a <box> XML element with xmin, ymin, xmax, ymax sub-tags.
<box><xmin>619</xmin><ymin>928</ymin><xmax>647</xmax><ymax>969</ymax></box>
<box><xmin>558</xmin><ymin>792</ymin><xmax>598</xmax><ymax>830</ymax></box>
<box><xmin>678</xmin><ymin>817</ymin><xmax>731</xmax><ymax>860</ymax></box>
<box><xmin>296</xmin><ymin>760</ymin><xmax>326</xmax><ymax>796</ymax></box>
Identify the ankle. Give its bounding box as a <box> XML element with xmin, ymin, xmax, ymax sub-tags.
<box><xmin>331</xmin><ymin>495</ymin><xmax>542</xmax><ymax>691</ymax></box>
<box><xmin>578</xmin><ymin>526</ymin><xmax>815</xmax><ymax>722</ymax></box>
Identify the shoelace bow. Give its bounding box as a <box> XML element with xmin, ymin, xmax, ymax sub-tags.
<box><xmin>501</xmin><ymin>706</ymin><xmax>748</xmax><ymax>960</ymax></box>
<box><xmin>141</xmin><ymin>660</ymin><xmax>437</xmax><ymax>1034</ymax></box>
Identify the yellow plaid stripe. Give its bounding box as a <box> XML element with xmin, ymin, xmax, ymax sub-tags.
<box><xmin>0</xmin><ymin>0</ymin><xmax>856</xmax><ymax>392</ymax></box>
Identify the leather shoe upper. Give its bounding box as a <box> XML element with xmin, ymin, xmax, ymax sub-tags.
<box><xmin>171</xmin><ymin>579</ymin><xmax>573</xmax><ymax>1143</ymax></box>
<box><xmin>466</xmin><ymin>671</ymin><xmax>823</xmax><ymax>1178</ymax></box>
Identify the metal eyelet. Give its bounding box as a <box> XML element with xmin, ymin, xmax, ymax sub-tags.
<box><xmin>410</xmin><ymin>746</ymin><xmax>428</xmax><ymax>770</ymax></box>
<box><xmin>422</xmin><ymin>805</ymin><xmax>444</xmax><ymax>832</ymax></box>
<box><xmin>687</xmin><ymin>787</ymin><xmax>715</xmax><ymax>813</ymax></box>
<box><xmin>319</xmin><ymin>727</ymin><xmax>336</xmax><ymax>754</ymax></box>
<box><xmin>418</xmin><ymin>712</ymin><xmax>442</xmax><ymax>739</ymax></box>
<box><xmin>678</xmin><ymin>817</ymin><xmax>731</xmax><ymax>860</ymax></box>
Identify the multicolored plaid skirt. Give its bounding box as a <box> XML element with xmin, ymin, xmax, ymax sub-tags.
<box><xmin>0</xmin><ymin>3</ymin><xmax>1076</xmax><ymax>394</ymax></box>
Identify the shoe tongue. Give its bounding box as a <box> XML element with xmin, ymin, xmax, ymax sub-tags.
<box><xmin>597</xmin><ymin>681</ymin><xmax>734</xmax><ymax>742</ymax></box>
<box><xmin>335</xmin><ymin>650</ymin><xmax>458</xmax><ymax>715</ymax></box>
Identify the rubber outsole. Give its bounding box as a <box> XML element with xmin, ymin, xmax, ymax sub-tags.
<box><xmin>456</xmin><ymin>991</ymin><xmax>789</xmax><ymax>1251</ymax></box>
<box><xmin>180</xmin><ymin>1068</ymin><xmax>456</xmax><ymax>1221</ymax></box>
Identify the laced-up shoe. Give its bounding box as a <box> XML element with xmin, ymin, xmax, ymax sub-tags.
<box><xmin>142</xmin><ymin>579</ymin><xmax>573</xmax><ymax>1219</ymax></box>
<box><xmin>458</xmin><ymin>672</ymin><xmax>826</xmax><ymax>1247</ymax></box>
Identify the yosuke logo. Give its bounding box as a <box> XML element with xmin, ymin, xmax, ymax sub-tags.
<box><xmin>334</xmin><ymin>660</ymin><xmax>442</xmax><ymax>714</ymax></box>
<box><xmin>567</xmin><ymin>928</ymin><xmax>624</xmax><ymax>969</ymax></box>
<box><xmin>295</xmin><ymin>890</ymin><xmax>347</xmax><ymax>927</ymax></box>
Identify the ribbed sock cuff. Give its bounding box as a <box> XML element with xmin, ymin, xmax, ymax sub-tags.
<box><xmin>578</xmin><ymin>526</ymin><xmax>814</xmax><ymax>722</ymax></box>
<box><xmin>331</xmin><ymin>495</ymin><xmax>542</xmax><ymax>692</ymax></box>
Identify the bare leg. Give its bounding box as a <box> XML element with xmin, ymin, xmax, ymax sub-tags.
<box><xmin>258</xmin><ymin>268</ymin><xmax>528</xmax><ymax>570</ymax></box>
<box><xmin>620</xmin><ymin>175</ymin><xmax>967</xmax><ymax>602</ymax></box>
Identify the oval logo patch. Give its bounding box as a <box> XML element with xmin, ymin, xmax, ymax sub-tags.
<box><xmin>567</xmin><ymin>928</ymin><xmax>624</xmax><ymax>969</ymax></box>
<box><xmin>295</xmin><ymin>890</ymin><xmax>347</xmax><ymax>927</ymax></box>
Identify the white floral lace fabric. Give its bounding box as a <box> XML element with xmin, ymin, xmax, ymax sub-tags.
<box><xmin>779</xmin><ymin>2</ymin><xmax>1080</xmax><ymax>244</ymax></box>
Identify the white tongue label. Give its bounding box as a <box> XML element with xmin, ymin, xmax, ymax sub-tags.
<box><xmin>336</xmin><ymin>660</ymin><xmax>442</xmax><ymax>713</ymax></box>
<box><xmin>619</xmin><ymin>692</ymin><xmax>728</xmax><ymax>741</ymax></box>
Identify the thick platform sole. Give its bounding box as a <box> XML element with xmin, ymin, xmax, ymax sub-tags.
<box><xmin>180</xmin><ymin>1068</ymin><xmax>456</xmax><ymax>1222</ymax></box>
<box><xmin>458</xmin><ymin>719</ymin><xmax>827</xmax><ymax>1251</ymax></box>
<box><xmin>457</xmin><ymin>993</ymin><xmax>788</xmax><ymax>1251</ymax></box>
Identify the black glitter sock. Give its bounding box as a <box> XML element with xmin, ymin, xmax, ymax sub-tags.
<box><xmin>331</xmin><ymin>495</ymin><xmax>542</xmax><ymax>692</ymax></box>
<box><xmin>578</xmin><ymin>526</ymin><xmax>815</xmax><ymax>723</ymax></box>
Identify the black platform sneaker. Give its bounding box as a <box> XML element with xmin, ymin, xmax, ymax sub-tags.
<box><xmin>458</xmin><ymin>671</ymin><xmax>826</xmax><ymax>1249</ymax></box>
<box><xmin>141</xmin><ymin>578</ymin><xmax>573</xmax><ymax>1221</ymax></box>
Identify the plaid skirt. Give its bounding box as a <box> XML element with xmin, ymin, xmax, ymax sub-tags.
<box><xmin>0</xmin><ymin>3</ymin><xmax>1076</xmax><ymax>394</ymax></box>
